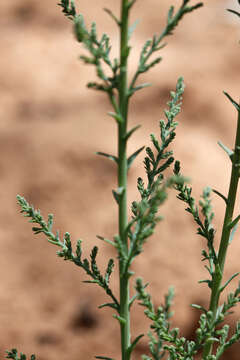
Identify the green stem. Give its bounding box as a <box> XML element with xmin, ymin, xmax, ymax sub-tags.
<box><xmin>118</xmin><ymin>1</ymin><xmax>131</xmax><ymax>360</ymax></box>
<box><xmin>203</xmin><ymin>108</ymin><xmax>240</xmax><ymax>359</ymax></box>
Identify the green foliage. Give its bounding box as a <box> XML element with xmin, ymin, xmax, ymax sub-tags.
<box><xmin>129</xmin><ymin>1</ymin><xmax>203</xmax><ymax>95</ymax></box>
<box><xmin>8</xmin><ymin>0</ymin><xmax>240</xmax><ymax>359</ymax></box>
<box><xmin>58</xmin><ymin>0</ymin><xmax>76</xmax><ymax>18</ymax></box>
<box><xmin>136</xmin><ymin>278</ymin><xmax>240</xmax><ymax>360</ymax></box>
<box><xmin>57</xmin><ymin>0</ymin><xmax>203</xmax><ymax>117</ymax></box>
<box><xmin>126</xmin><ymin>78</ymin><xmax>186</xmax><ymax>272</ymax></box>
<box><xmin>16</xmin><ymin>195</ymin><xmax>119</xmax><ymax>313</ymax></box>
<box><xmin>173</xmin><ymin>167</ymin><xmax>217</xmax><ymax>289</ymax></box>
<box><xmin>59</xmin><ymin>0</ymin><xmax>120</xmax><ymax>104</ymax></box>
<box><xmin>16</xmin><ymin>75</ymin><xmax>186</xmax><ymax>315</ymax></box>
<box><xmin>5</xmin><ymin>349</ymin><xmax>35</xmax><ymax>360</ymax></box>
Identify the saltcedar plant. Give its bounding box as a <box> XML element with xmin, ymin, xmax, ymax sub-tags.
<box><xmin>7</xmin><ymin>0</ymin><xmax>240</xmax><ymax>359</ymax></box>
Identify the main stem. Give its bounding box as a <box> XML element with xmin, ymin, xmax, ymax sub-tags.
<box><xmin>118</xmin><ymin>1</ymin><xmax>130</xmax><ymax>360</ymax></box>
<box><xmin>203</xmin><ymin>108</ymin><xmax>240</xmax><ymax>359</ymax></box>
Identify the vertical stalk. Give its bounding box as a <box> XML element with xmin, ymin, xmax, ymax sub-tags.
<box><xmin>118</xmin><ymin>1</ymin><xmax>130</xmax><ymax>359</ymax></box>
<box><xmin>203</xmin><ymin>108</ymin><xmax>240</xmax><ymax>358</ymax></box>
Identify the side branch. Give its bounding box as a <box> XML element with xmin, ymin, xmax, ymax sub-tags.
<box><xmin>16</xmin><ymin>195</ymin><xmax>120</xmax><ymax>312</ymax></box>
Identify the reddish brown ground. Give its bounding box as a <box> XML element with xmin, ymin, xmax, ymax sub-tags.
<box><xmin>0</xmin><ymin>0</ymin><xmax>240</xmax><ymax>359</ymax></box>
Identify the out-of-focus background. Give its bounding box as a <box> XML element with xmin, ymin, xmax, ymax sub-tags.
<box><xmin>0</xmin><ymin>0</ymin><xmax>240</xmax><ymax>359</ymax></box>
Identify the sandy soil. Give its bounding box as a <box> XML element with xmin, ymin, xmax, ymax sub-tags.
<box><xmin>0</xmin><ymin>0</ymin><xmax>240</xmax><ymax>359</ymax></box>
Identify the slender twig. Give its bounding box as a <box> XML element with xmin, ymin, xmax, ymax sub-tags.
<box><xmin>202</xmin><ymin>100</ymin><xmax>240</xmax><ymax>359</ymax></box>
<box><xmin>118</xmin><ymin>1</ymin><xmax>131</xmax><ymax>359</ymax></box>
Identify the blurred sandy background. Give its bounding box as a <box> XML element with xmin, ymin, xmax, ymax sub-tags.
<box><xmin>0</xmin><ymin>0</ymin><xmax>240</xmax><ymax>359</ymax></box>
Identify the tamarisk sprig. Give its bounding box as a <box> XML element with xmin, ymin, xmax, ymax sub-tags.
<box><xmin>135</xmin><ymin>279</ymin><xmax>201</xmax><ymax>360</ymax></box>
<box><xmin>144</xmin><ymin>77</ymin><xmax>185</xmax><ymax>193</ymax></box>
<box><xmin>136</xmin><ymin>279</ymin><xmax>240</xmax><ymax>360</ymax></box>
<box><xmin>129</xmin><ymin>0</ymin><xmax>203</xmax><ymax>96</ymax></box>
<box><xmin>58</xmin><ymin>0</ymin><xmax>120</xmax><ymax>105</ymax></box>
<box><xmin>135</xmin><ymin>278</ymin><xmax>174</xmax><ymax>360</ymax></box>
<box><xmin>124</xmin><ymin>78</ymin><xmax>185</xmax><ymax>272</ymax></box>
<box><xmin>16</xmin><ymin>195</ymin><xmax>120</xmax><ymax>313</ymax></box>
<box><xmin>173</xmin><ymin>89</ymin><xmax>240</xmax><ymax>357</ymax></box>
<box><xmin>57</xmin><ymin>0</ymin><xmax>204</xmax><ymax>118</ymax></box>
<box><xmin>173</xmin><ymin>165</ymin><xmax>240</xmax><ymax>317</ymax></box>
<box><xmin>173</xmin><ymin>162</ymin><xmax>218</xmax><ymax>290</ymax></box>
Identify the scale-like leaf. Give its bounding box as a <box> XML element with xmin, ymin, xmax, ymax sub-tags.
<box><xmin>112</xmin><ymin>187</ymin><xmax>125</xmax><ymax>204</ymax></box>
<box><xmin>96</xmin><ymin>152</ymin><xmax>118</xmax><ymax>164</ymax></box>
<box><xmin>224</xmin><ymin>91</ymin><xmax>240</xmax><ymax>112</ymax></box>
<box><xmin>128</xmin><ymin>19</ymin><xmax>140</xmax><ymax>39</ymax></box>
<box><xmin>228</xmin><ymin>214</ymin><xmax>240</xmax><ymax>231</ymax></box>
<box><xmin>229</xmin><ymin>222</ymin><xmax>239</xmax><ymax>244</ymax></box>
<box><xmin>212</xmin><ymin>189</ymin><xmax>228</xmax><ymax>205</ymax></box>
<box><xmin>217</xmin><ymin>141</ymin><xmax>234</xmax><ymax>159</ymax></box>
<box><xmin>124</xmin><ymin>124</ymin><xmax>141</xmax><ymax>141</ymax></box>
<box><xmin>103</xmin><ymin>8</ymin><xmax>120</xmax><ymax>26</ymax></box>
<box><xmin>98</xmin><ymin>302</ymin><xmax>119</xmax><ymax>311</ymax></box>
<box><xmin>127</xmin><ymin>334</ymin><xmax>144</xmax><ymax>356</ymax></box>
<box><xmin>220</xmin><ymin>273</ymin><xmax>240</xmax><ymax>293</ymax></box>
<box><xmin>96</xmin><ymin>235</ymin><xmax>116</xmax><ymax>247</ymax></box>
<box><xmin>127</xmin><ymin>146</ymin><xmax>145</xmax><ymax>169</ymax></box>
